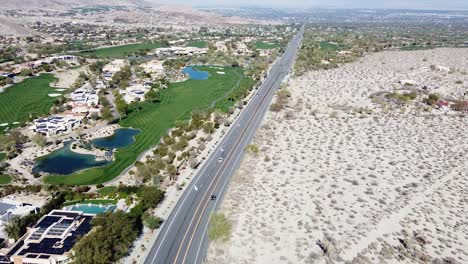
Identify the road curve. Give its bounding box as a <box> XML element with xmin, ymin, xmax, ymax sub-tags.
<box><xmin>143</xmin><ymin>25</ymin><xmax>305</xmax><ymax>264</ymax></box>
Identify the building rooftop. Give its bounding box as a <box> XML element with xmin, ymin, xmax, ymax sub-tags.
<box><xmin>2</xmin><ymin>210</ymin><xmax>93</xmax><ymax>263</ymax></box>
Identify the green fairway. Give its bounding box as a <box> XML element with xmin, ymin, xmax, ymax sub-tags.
<box><xmin>0</xmin><ymin>74</ymin><xmax>64</xmax><ymax>129</ymax></box>
<box><xmin>0</xmin><ymin>174</ymin><xmax>12</xmax><ymax>185</ymax></box>
<box><xmin>78</xmin><ymin>42</ymin><xmax>167</xmax><ymax>58</ymax></box>
<box><xmin>319</xmin><ymin>41</ymin><xmax>343</xmax><ymax>51</ymax></box>
<box><xmin>255</xmin><ymin>41</ymin><xmax>281</xmax><ymax>49</ymax></box>
<box><xmin>44</xmin><ymin>66</ymin><xmax>254</xmax><ymax>185</ymax></box>
<box><xmin>186</xmin><ymin>41</ymin><xmax>207</xmax><ymax>48</ymax></box>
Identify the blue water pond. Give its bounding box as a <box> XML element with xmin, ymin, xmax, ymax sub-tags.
<box><xmin>33</xmin><ymin>141</ymin><xmax>109</xmax><ymax>175</ymax></box>
<box><xmin>33</xmin><ymin>128</ymin><xmax>140</xmax><ymax>175</ymax></box>
<box><xmin>182</xmin><ymin>66</ymin><xmax>210</xmax><ymax>80</ymax></box>
<box><xmin>92</xmin><ymin>128</ymin><xmax>140</xmax><ymax>149</ymax></box>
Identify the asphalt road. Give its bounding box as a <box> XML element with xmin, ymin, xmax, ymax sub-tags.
<box><xmin>143</xmin><ymin>25</ymin><xmax>305</xmax><ymax>264</ymax></box>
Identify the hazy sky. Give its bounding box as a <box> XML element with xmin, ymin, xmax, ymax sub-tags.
<box><xmin>155</xmin><ymin>0</ymin><xmax>468</xmax><ymax>10</ymax></box>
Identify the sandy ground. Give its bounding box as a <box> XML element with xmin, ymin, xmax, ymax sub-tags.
<box><xmin>206</xmin><ymin>48</ymin><xmax>468</xmax><ymax>264</ymax></box>
<box><xmin>51</xmin><ymin>66</ymin><xmax>88</xmax><ymax>88</ymax></box>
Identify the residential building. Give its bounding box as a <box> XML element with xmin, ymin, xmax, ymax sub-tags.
<box><xmin>154</xmin><ymin>47</ymin><xmax>208</xmax><ymax>57</ymax></box>
<box><xmin>0</xmin><ymin>210</ymin><xmax>93</xmax><ymax>264</ymax></box>
<box><xmin>0</xmin><ymin>199</ymin><xmax>39</xmax><ymax>242</ymax></box>
<box><xmin>119</xmin><ymin>84</ymin><xmax>150</xmax><ymax>103</ymax></box>
<box><xmin>29</xmin><ymin>115</ymin><xmax>83</xmax><ymax>137</ymax></box>
<box><xmin>214</xmin><ymin>41</ymin><xmax>227</xmax><ymax>52</ymax></box>
<box><xmin>140</xmin><ymin>60</ymin><xmax>165</xmax><ymax>78</ymax></box>
<box><xmin>68</xmin><ymin>84</ymin><xmax>100</xmax><ymax>116</ymax></box>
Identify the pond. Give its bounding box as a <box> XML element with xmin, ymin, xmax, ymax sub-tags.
<box><xmin>33</xmin><ymin>141</ymin><xmax>109</xmax><ymax>175</ymax></box>
<box><xmin>92</xmin><ymin>128</ymin><xmax>140</xmax><ymax>149</ymax></box>
<box><xmin>65</xmin><ymin>203</ymin><xmax>117</xmax><ymax>215</ymax></box>
<box><xmin>182</xmin><ymin>66</ymin><xmax>210</xmax><ymax>80</ymax></box>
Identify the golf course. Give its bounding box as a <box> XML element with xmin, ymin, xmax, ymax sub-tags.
<box><xmin>78</xmin><ymin>42</ymin><xmax>167</xmax><ymax>58</ymax></box>
<box><xmin>44</xmin><ymin>66</ymin><xmax>254</xmax><ymax>185</ymax></box>
<box><xmin>0</xmin><ymin>74</ymin><xmax>65</xmax><ymax>130</ymax></box>
<box><xmin>255</xmin><ymin>41</ymin><xmax>281</xmax><ymax>49</ymax></box>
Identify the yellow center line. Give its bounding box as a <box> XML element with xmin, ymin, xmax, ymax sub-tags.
<box><xmin>174</xmin><ymin>67</ymin><xmax>283</xmax><ymax>264</ymax></box>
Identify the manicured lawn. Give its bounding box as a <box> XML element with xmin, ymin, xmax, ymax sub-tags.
<box><xmin>319</xmin><ymin>41</ymin><xmax>343</xmax><ymax>51</ymax></box>
<box><xmin>0</xmin><ymin>174</ymin><xmax>12</xmax><ymax>185</ymax></box>
<box><xmin>186</xmin><ymin>41</ymin><xmax>207</xmax><ymax>48</ymax></box>
<box><xmin>255</xmin><ymin>41</ymin><xmax>281</xmax><ymax>49</ymax></box>
<box><xmin>78</xmin><ymin>42</ymin><xmax>167</xmax><ymax>58</ymax></box>
<box><xmin>0</xmin><ymin>74</ymin><xmax>64</xmax><ymax>129</ymax></box>
<box><xmin>44</xmin><ymin>66</ymin><xmax>254</xmax><ymax>185</ymax></box>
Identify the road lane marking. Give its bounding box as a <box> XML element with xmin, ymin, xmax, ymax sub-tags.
<box><xmin>178</xmin><ymin>66</ymin><xmax>286</xmax><ymax>264</ymax></box>
<box><xmin>148</xmin><ymin>65</ymin><xmax>274</xmax><ymax>264</ymax></box>
<box><xmin>193</xmin><ymin>88</ymin><xmax>272</xmax><ymax>263</ymax></box>
<box><xmin>173</xmin><ymin>80</ymin><xmax>275</xmax><ymax>263</ymax></box>
<box><xmin>147</xmin><ymin>29</ymin><xmax>302</xmax><ymax>264</ymax></box>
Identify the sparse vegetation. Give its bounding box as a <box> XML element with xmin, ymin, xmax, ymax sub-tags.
<box><xmin>208</xmin><ymin>212</ymin><xmax>232</xmax><ymax>242</ymax></box>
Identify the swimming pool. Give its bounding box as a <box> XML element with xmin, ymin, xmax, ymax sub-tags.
<box><xmin>66</xmin><ymin>203</ymin><xmax>116</xmax><ymax>215</ymax></box>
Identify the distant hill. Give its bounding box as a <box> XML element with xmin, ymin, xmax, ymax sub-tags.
<box><xmin>0</xmin><ymin>0</ymin><xmax>153</xmax><ymax>10</ymax></box>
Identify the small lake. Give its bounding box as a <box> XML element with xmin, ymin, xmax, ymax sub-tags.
<box><xmin>183</xmin><ymin>66</ymin><xmax>209</xmax><ymax>80</ymax></box>
<box><xmin>33</xmin><ymin>141</ymin><xmax>109</xmax><ymax>175</ymax></box>
<box><xmin>92</xmin><ymin>128</ymin><xmax>140</xmax><ymax>149</ymax></box>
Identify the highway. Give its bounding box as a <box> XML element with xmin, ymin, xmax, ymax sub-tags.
<box><xmin>143</xmin><ymin>25</ymin><xmax>304</xmax><ymax>264</ymax></box>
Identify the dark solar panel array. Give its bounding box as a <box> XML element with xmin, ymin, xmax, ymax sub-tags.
<box><xmin>0</xmin><ymin>255</ymin><xmax>11</xmax><ymax>264</ymax></box>
<box><xmin>6</xmin><ymin>240</ymin><xmax>24</xmax><ymax>256</ymax></box>
<box><xmin>17</xmin><ymin>213</ymin><xmax>94</xmax><ymax>256</ymax></box>
<box><xmin>34</xmin><ymin>216</ymin><xmax>62</xmax><ymax>228</ymax></box>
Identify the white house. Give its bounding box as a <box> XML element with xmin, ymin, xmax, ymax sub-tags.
<box><xmin>141</xmin><ymin>60</ymin><xmax>165</xmax><ymax>78</ymax></box>
<box><xmin>154</xmin><ymin>47</ymin><xmax>208</xmax><ymax>57</ymax></box>
<box><xmin>119</xmin><ymin>84</ymin><xmax>150</xmax><ymax>103</ymax></box>
<box><xmin>30</xmin><ymin>115</ymin><xmax>84</xmax><ymax>137</ymax></box>
<box><xmin>0</xmin><ymin>199</ymin><xmax>39</xmax><ymax>241</ymax></box>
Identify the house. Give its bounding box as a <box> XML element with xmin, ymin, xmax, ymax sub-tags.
<box><xmin>0</xmin><ymin>199</ymin><xmax>39</xmax><ymax>242</ymax></box>
<box><xmin>30</xmin><ymin>115</ymin><xmax>83</xmax><ymax>137</ymax></box>
<box><xmin>154</xmin><ymin>47</ymin><xmax>208</xmax><ymax>57</ymax></box>
<box><xmin>102</xmin><ymin>59</ymin><xmax>128</xmax><ymax>81</ymax></box>
<box><xmin>95</xmin><ymin>80</ymin><xmax>106</xmax><ymax>90</ymax></box>
<box><xmin>68</xmin><ymin>85</ymin><xmax>100</xmax><ymax>115</ymax></box>
<box><xmin>70</xmin><ymin>86</ymin><xmax>99</xmax><ymax>107</ymax></box>
<box><xmin>119</xmin><ymin>84</ymin><xmax>150</xmax><ymax>103</ymax></box>
<box><xmin>214</xmin><ymin>41</ymin><xmax>227</xmax><ymax>52</ymax></box>
<box><xmin>235</xmin><ymin>42</ymin><xmax>251</xmax><ymax>55</ymax></box>
<box><xmin>0</xmin><ymin>73</ymin><xmax>15</xmax><ymax>79</ymax></box>
<box><xmin>0</xmin><ymin>210</ymin><xmax>93</xmax><ymax>264</ymax></box>
<box><xmin>44</xmin><ymin>55</ymin><xmax>78</xmax><ymax>64</ymax></box>
<box><xmin>140</xmin><ymin>60</ymin><xmax>165</xmax><ymax>78</ymax></box>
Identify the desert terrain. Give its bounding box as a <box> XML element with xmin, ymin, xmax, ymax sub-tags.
<box><xmin>207</xmin><ymin>48</ymin><xmax>468</xmax><ymax>264</ymax></box>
